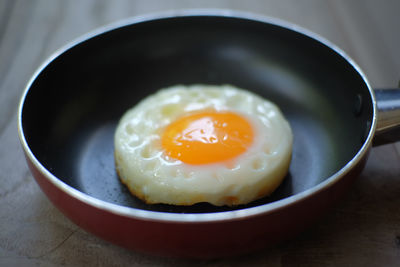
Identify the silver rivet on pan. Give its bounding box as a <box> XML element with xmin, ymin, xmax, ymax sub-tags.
<box><xmin>354</xmin><ymin>94</ymin><xmax>363</xmax><ymax>116</ymax></box>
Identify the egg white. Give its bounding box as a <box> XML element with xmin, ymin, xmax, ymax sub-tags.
<box><xmin>114</xmin><ymin>84</ymin><xmax>293</xmax><ymax>206</ymax></box>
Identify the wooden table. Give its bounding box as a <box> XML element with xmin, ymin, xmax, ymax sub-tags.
<box><xmin>1</xmin><ymin>0</ymin><xmax>399</xmax><ymax>266</ymax></box>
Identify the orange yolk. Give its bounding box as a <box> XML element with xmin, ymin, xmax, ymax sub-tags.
<box><xmin>161</xmin><ymin>111</ymin><xmax>254</xmax><ymax>164</ymax></box>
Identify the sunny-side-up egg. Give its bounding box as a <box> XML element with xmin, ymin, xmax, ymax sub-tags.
<box><xmin>114</xmin><ymin>84</ymin><xmax>293</xmax><ymax>206</ymax></box>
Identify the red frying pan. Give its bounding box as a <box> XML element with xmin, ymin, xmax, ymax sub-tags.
<box><xmin>18</xmin><ymin>12</ymin><xmax>400</xmax><ymax>258</ymax></box>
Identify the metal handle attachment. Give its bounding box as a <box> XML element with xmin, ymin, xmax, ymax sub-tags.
<box><xmin>373</xmin><ymin>88</ymin><xmax>400</xmax><ymax>146</ymax></box>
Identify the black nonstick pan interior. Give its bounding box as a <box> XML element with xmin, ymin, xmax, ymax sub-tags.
<box><xmin>21</xmin><ymin>15</ymin><xmax>373</xmax><ymax>213</ymax></box>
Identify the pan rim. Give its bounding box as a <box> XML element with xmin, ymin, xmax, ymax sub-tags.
<box><xmin>17</xmin><ymin>9</ymin><xmax>377</xmax><ymax>223</ymax></box>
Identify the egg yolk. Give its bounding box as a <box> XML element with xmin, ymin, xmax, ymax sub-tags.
<box><xmin>162</xmin><ymin>111</ymin><xmax>254</xmax><ymax>164</ymax></box>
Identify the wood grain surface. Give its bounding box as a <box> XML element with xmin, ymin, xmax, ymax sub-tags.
<box><xmin>1</xmin><ymin>0</ymin><xmax>399</xmax><ymax>266</ymax></box>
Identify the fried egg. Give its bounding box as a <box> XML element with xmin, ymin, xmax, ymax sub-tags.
<box><xmin>114</xmin><ymin>85</ymin><xmax>293</xmax><ymax>206</ymax></box>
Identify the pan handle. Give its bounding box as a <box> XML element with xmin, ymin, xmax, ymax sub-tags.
<box><xmin>373</xmin><ymin>86</ymin><xmax>400</xmax><ymax>146</ymax></box>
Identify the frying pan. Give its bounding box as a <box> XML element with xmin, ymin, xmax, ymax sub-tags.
<box><xmin>18</xmin><ymin>11</ymin><xmax>400</xmax><ymax>258</ymax></box>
